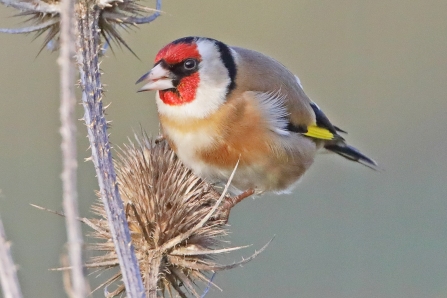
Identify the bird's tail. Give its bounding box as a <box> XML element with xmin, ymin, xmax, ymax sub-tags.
<box><xmin>324</xmin><ymin>143</ymin><xmax>378</xmax><ymax>170</ymax></box>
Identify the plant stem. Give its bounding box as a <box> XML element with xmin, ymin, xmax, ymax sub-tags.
<box><xmin>58</xmin><ymin>0</ymin><xmax>87</xmax><ymax>294</ymax></box>
<box><xmin>75</xmin><ymin>1</ymin><xmax>145</xmax><ymax>297</ymax></box>
<box><xmin>147</xmin><ymin>254</ymin><xmax>161</xmax><ymax>298</ymax></box>
<box><xmin>0</xmin><ymin>214</ymin><xmax>23</xmax><ymax>298</ymax></box>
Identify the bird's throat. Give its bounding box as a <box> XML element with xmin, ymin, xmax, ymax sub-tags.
<box><xmin>159</xmin><ymin>90</ymin><xmax>184</xmax><ymax>106</ymax></box>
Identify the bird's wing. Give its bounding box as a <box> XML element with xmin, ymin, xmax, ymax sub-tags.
<box><xmin>232</xmin><ymin>47</ymin><xmax>344</xmax><ymax>141</ymax></box>
<box><xmin>248</xmin><ymin>89</ymin><xmax>343</xmax><ymax>141</ymax></box>
<box><xmin>284</xmin><ymin>75</ymin><xmax>347</xmax><ymax>141</ymax></box>
<box><xmin>246</xmin><ymin>90</ymin><xmax>291</xmax><ymax>137</ymax></box>
<box><xmin>231</xmin><ymin>47</ymin><xmax>316</xmax><ymax>125</ymax></box>
<box><xmin>288</xmin><ymin>96</ymin><xmax>345</xmax><ymax>141</ymax></box>
<box><xmin>231</xmin><ymin>47</ymin><xmax>378</xmax><ymax>168</ymax></box>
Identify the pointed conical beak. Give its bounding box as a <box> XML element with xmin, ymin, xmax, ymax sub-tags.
<box><xmin>136</xmin><ymin>63</ymin><xmax>175</xmax><ymax>92</ymax></box>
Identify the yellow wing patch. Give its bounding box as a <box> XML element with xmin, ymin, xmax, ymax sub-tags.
<box><xmin>303</xmin><ymin>125</ymin><xmax>335</xmax><ymax>140</ymax></box>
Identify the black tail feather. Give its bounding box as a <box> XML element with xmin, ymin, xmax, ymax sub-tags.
<box><xmin>324</xmin><ymin>144</ymin><xmax>378</xmax><ymax>170</ymax></box>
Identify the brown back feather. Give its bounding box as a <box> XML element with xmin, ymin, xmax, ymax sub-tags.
<box><xmin>230</xmin><ymin>47</ymin><xmax>316</xmax><ymax>127</ymax></box>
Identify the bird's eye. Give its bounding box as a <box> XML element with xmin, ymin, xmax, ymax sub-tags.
<box><xmin>183</xmin><ymin>59</ymin><xmax>197</xmax><ymax>71</ymax></box>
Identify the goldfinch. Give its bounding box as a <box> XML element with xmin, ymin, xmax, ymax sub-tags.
<box><xmin>137</xmin><ymin>36</ymin><xmax>377</xmax><ymax>194</ymax></box>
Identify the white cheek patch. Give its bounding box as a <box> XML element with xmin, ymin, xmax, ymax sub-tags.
<box><xmin>156</xmin><ymin>39</ymin><xmax>232</xmax><ymax>120</ymax></box>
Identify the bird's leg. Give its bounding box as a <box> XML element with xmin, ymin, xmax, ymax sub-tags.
<box><xmin>227</xmin><ymin>188</ymin><xmax>255</xmax><ymax>207</ymax></box>
<box><xmin>219</xmin><ymin>188</ymin><xmax>255</xmax><ymax>223</ymax></box>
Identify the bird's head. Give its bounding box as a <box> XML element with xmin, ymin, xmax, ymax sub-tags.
<box><xmin>137</xmin><ymin>37</ymin><xmax>237</xmax><ymax>118</ymax></box>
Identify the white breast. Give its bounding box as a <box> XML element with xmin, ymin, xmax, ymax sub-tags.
<box><xmin>162</xmin><ymin>123</ymin><xmax>220</xmax><ymax>178</ymax></box>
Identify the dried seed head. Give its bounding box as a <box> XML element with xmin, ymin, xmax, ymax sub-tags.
<box><xmin>85</xmin><ymin>135</ymin><xmax>261</xmax><ymax>297</ymax></box>
<box><xmin>0</xmin><ymin>0</ymin><xmax>161</xmax><ymax>53</ymax></box>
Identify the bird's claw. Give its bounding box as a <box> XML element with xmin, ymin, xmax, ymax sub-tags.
<box><xmin>219</xmin><ymin>188</ymin><xmax>255</xmax><ymax>223</ymax></box>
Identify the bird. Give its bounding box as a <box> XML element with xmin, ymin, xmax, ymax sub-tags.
<box><xmin>136</xmin><ymin>36</ymin><xmax>377</xmax><ymax>195</ymax></box>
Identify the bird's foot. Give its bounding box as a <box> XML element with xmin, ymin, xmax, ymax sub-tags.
<box><xmin>220</xmin><ymin>188</ymin><xmax>255</xmax><ymax>223</ymax></box>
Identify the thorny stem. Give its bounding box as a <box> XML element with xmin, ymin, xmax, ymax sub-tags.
<box><xmin>0</xmin><ymin>214</ymin><xmax>23</xmax><ymax>298</ymax></box>
<box><xmin>75</xmin><ymin>2</ymin><xmax>144</xmax><ymax>297</ymax></box>
<box><xmin>147</xmin><ymin>254</ymin><xmax>161</xmax><ymax>298</ymax></box>
<box><xmin>59</xmin><ymin>0</ymin><xmax>88</xmax><ymax>294</ymax></box>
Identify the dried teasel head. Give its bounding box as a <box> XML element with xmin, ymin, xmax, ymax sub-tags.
<box><xmin>0</xmin><ymin>0</ymin><xmax>161</xmax><ymax>53</ymax></box>
<box><xmin>84</xmin><ymin>134</ymin><xmax>268</xmax><ymax>297</ymax></box>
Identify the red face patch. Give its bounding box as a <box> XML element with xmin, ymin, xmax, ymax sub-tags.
<box><xmin>159</xmin><ymin>72</ymin><xmax>200</xmax><ymax>106</ymax></box>
<box><xmin>156</xmin><ymin>41</ymin><xmax>202</xmax><ymax>106</ymax></box>
<box><xmin>155</xmin><ymin>42</ymin><xmax>201</xmax><ymax>64</ymax></box>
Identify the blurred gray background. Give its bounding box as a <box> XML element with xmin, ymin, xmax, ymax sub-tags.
<box><xmin>1</xmin><ymin>0</ymin><xmax>447</xmax><ymax>297</ymax></box>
